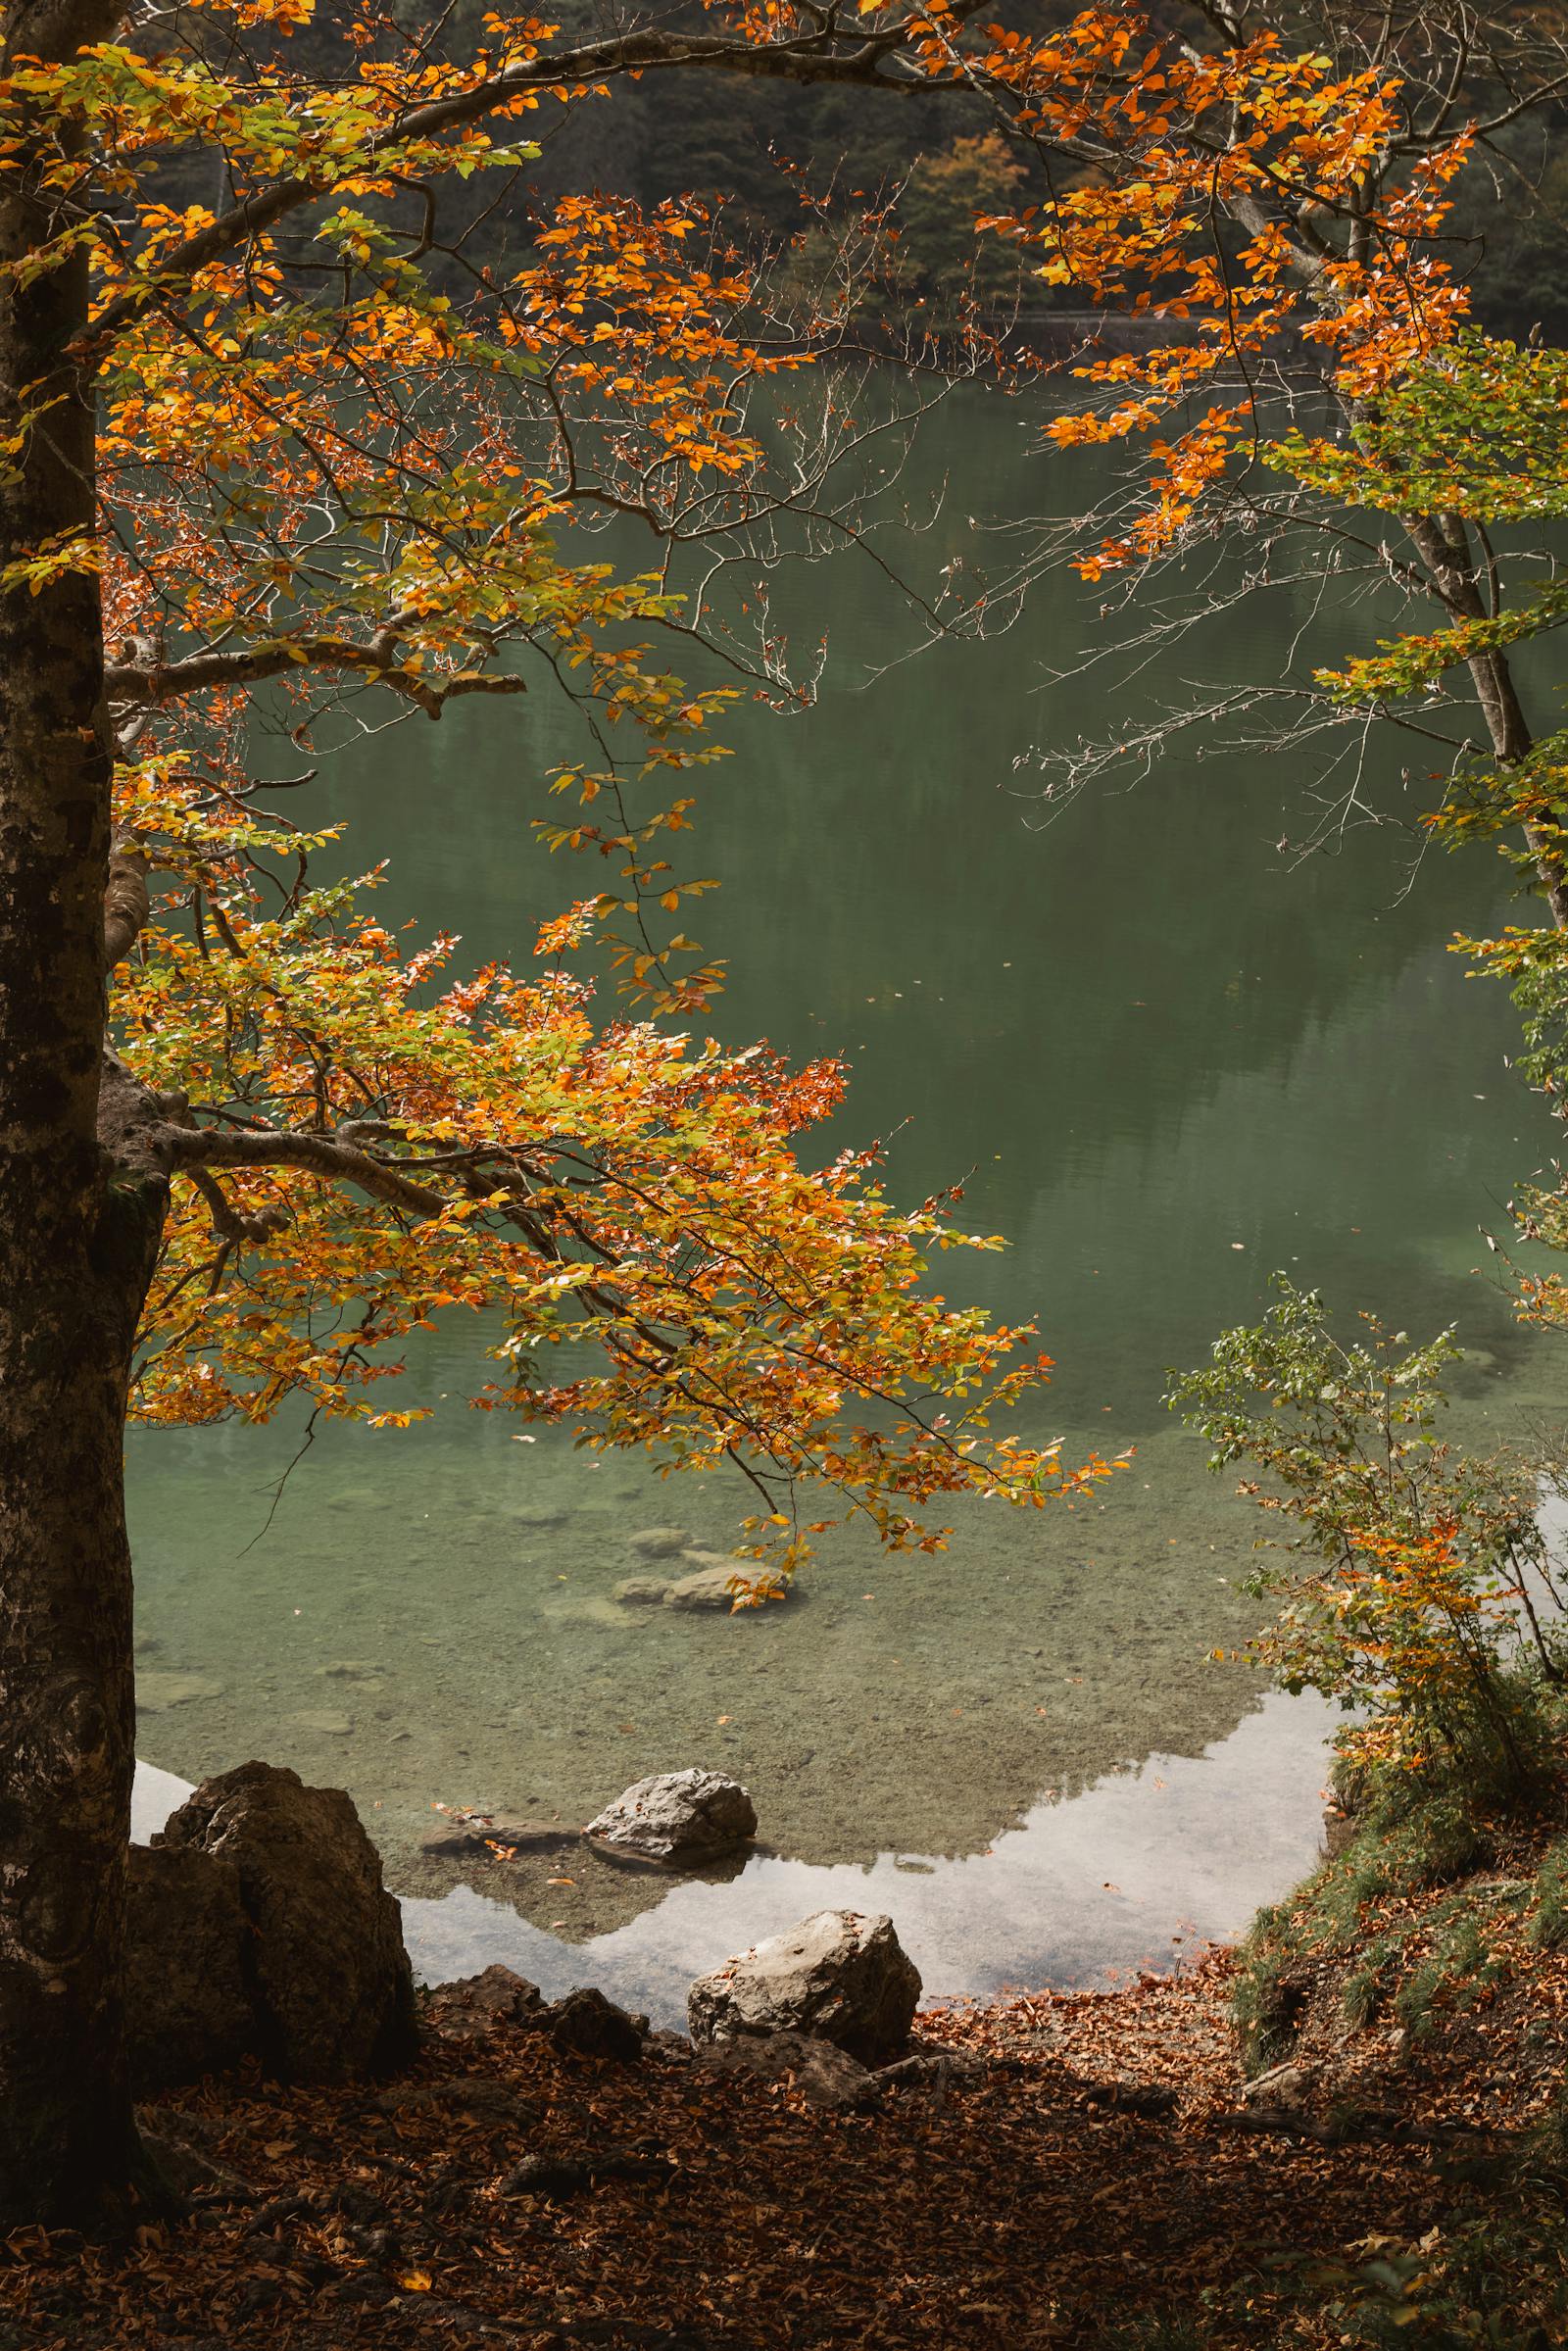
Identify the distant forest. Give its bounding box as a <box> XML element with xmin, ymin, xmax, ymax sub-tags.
<box><xmin>192</xmin><ymin>2</ymin><xmax>1568</xmax><ymax>340</ymax></box>
<box><xmin>508</xmin><ymin>3</ymin><xmax>1568</xmax><ymax>341</ymax></box>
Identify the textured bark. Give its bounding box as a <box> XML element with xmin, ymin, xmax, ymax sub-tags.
<box><xmin>0</xmin><ymin>0</ymin><xmax>168</xmax><ymax>2226</ymax></box>
<box><xmin>1401</xmin><ymin>514</ymin><xmax>1568</xmax><ymax>931</ymax></box>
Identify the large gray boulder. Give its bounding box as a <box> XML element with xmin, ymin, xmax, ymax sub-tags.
<box><xmin>586</xmin><ymin>1768</ymin><xmax>757</xmax><ymax>1864</ymax></box>
<box><xmin>158</xmin><ymin>1759</ymin><xmax>417</xmax><ymax>2082</ymax></box>
<box><xmin>126</xmin><ymin>1843</ymin><xmax>256</xmax><ymax>2092</ymax></box>
<box><xmin>688</xmin><ymin>1909</ymin><xmax>920</xmax><ymax>2063</ymax></box>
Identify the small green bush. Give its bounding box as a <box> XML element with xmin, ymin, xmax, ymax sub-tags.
<box><xmin>1171</xmin><ymin>1279</ymin><xmax>1567</xmax><ymax>1802</ymax></box>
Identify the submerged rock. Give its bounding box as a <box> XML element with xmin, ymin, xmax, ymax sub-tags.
<box><xmin>136</xmin><ymin>1671</ymin><xmax>224</xmax><ymax>1713</ymax></box>
<box><xmin>586</xmin><ymin>1768</ymin><xmax>757</xmax><ymax>1865</ymax></box>
<box><xmin>612</xmin><ymin>1575</ymin><xmax>672</xmax><ymax>1606</ymax></box>
<box><xmin>159</xmin><ymin>1759</ymin><xmax>417</xmax><ymax>2082</ymax></box>
<box><xmin>614</xmin><ymin>1547</ymin><xmax>786</xmax><ymax>1611</ymax></box>
<box><xmin>688</xmin><ymin>1909</ymin><xmax>921</xmax><ymax>2064</ymax></box>
<box><xmin>664</xmin><ymin>1560</ymin><xmax>755</xmax><ymax>1611</ymax></box>
<box><xmin>627</xmin><ymin>1526</ymin><xmax>692</xmax><ymax>1559</ymax></box>
<box><xmin>420</xmin><ymin>1810</ymin><xmax>580</xmax><ymax>1862</ymax></box>
<box><xmin>547</xmin><ymin>1595</ymin><xmax>626</xmax><ymax>1629</ymax></box>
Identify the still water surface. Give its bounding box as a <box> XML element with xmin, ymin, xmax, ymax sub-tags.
<box><xmin>126</xmin><ymin>389</ymin><xmax>1568</xmax><ymax>2024</ymax></box>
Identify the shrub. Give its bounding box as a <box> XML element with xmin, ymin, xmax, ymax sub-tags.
<box><xmin>1170</xmin><ymin>1278</ymin><xmax>1566</xmax><ymax>1800</ymax></box>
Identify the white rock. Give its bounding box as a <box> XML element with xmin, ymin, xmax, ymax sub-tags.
<box><xmin>688</xmin><ymin>1909</ymin><xmax>920</xmax><ymax>2063</ymax></box>
<box><xmin>586</xmin><ymin>1768</ymin><xmax>757</xmax><ymax>1864</ymax></box>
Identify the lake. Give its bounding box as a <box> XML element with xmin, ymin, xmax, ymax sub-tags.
<box><xmin>125</xmin><ymin>382</ymin><xmax>1568</xmax><ymax>2026</ymax></box>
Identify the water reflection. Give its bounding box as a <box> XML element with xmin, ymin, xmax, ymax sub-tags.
<box><xmin>134</xmin><ymin>1687</ymin><xmax>1334</xmax><ymax>2031</ymax></box>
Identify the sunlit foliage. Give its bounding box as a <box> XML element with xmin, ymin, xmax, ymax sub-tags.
<box><xmin>18</xmin><ymin>2</ymin><xmax>1129</xmax><ymax>1575</ymax></box>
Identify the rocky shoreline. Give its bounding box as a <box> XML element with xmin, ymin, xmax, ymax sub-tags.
<box><xmin>131</xmin><ymin>1757</ymin><xmax>934</xmax><ymax>2109</ymax></box>
<box><xmin>89</xmin><ymin>1747</ymin><xmax>1567</xmax><ymax>2351</ymax></box>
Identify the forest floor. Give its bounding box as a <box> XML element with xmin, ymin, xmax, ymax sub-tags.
<box><xmin>4</xmin><ymin>1812</ymin><xmax>1567</xmax><ymax>2351</ymax></box>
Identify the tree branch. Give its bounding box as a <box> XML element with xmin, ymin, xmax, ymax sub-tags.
<box><xmin>80</xmin><ymin>17</ymin><xmax>975</xmax><ymax>361</ymax></box>
<box><xmin>168</xmin><ymin>1123</ymin><xmax>449</xmax><ymax>1220</ymax></box>
<box><xmin>105</xmin><ymin>636</ymin><xmax>529</xmax><ymax>718</ymax></box>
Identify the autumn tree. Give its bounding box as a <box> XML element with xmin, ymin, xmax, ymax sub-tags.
<box><xmin>11</xmin><ymin>0</ymin><xmax>1563</xmax><ymax>2231</ymax></box>
<box><xmin>983</xmin><ymin>21</ymin><xmax>1568</xmax><ymax>1827</ymax></box>
<box><xmin>0</xmin><ymin>0</ymin><xmax>1129</xmax><ymax>2228</ymax></box>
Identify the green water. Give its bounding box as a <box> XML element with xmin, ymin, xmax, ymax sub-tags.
<box><xmin>126</xmin><ymin>386</ymin><xmax>1568</xmax><ymax>2020</ymax></box>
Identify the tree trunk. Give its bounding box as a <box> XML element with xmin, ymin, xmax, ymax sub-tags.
<box><xmin>0</xmin><ymin>0</ymin><xmax>168</xmax><ymax>2225</ymax></box>
<box><xmin>1402</xmin><ymin>513</ymin><xmax>1568</xmax><ymax>931</ymax></box>
<box><xmin>0</xmin><ymin>1178</ymin><xmax>165</xmax><ymax>2225</ymax></box>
